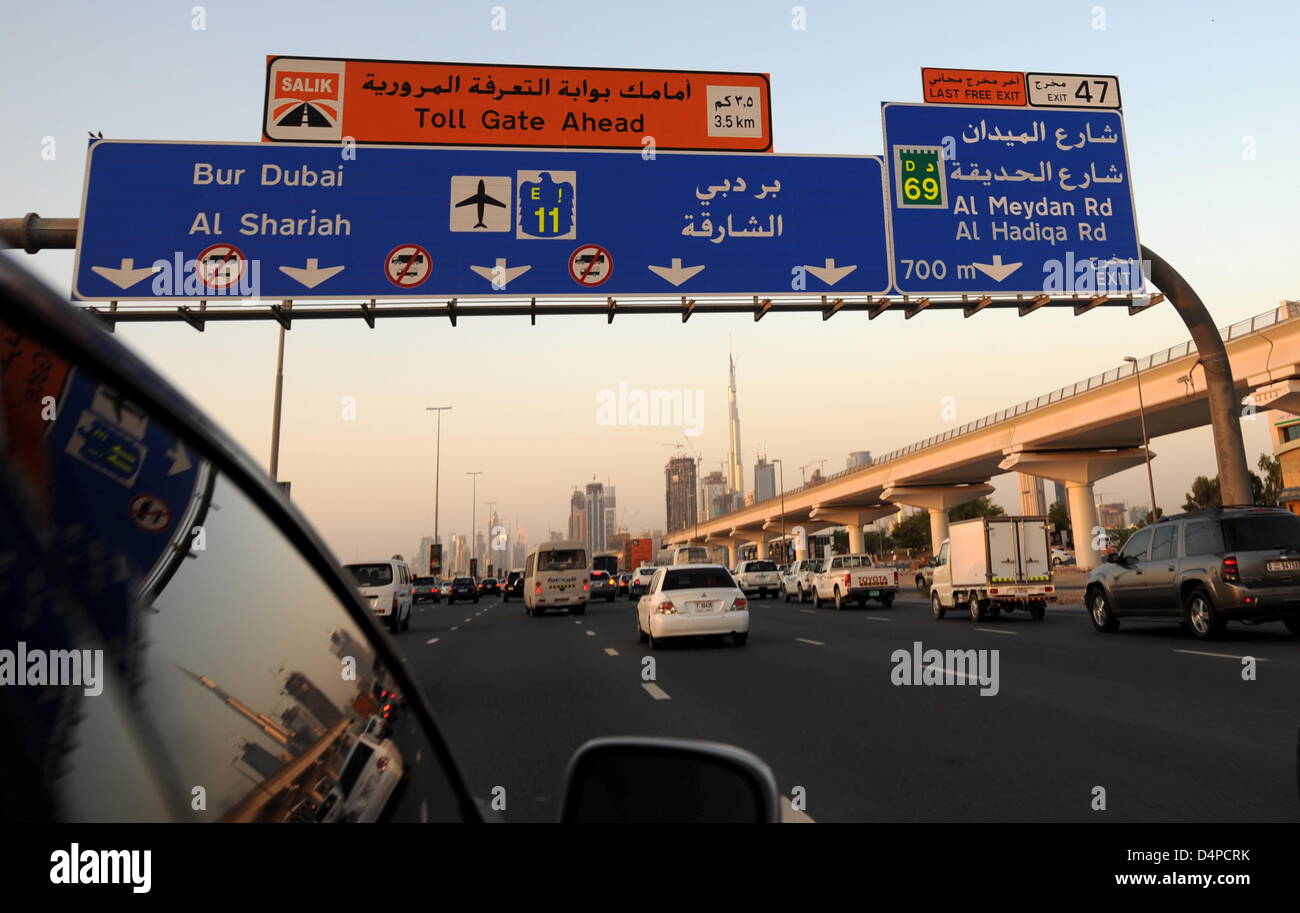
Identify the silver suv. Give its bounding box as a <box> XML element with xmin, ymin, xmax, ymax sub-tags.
<box><xmin>1086</xmin><ymin>507</ymin><xmax>1300</xmax><ymax>640</ymax></box>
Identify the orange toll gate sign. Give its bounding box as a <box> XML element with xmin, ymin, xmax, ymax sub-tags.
<box><xmin>263</xmin><ymin>56</ymin><xmax>773</xmax><ymax>152</ymax></box>
<box><xmin>921</xmin><ymin>67</ymin><xmax>1026</xmax><ymax>106</ymax></box>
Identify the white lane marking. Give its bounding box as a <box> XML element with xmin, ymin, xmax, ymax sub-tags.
<box><xmin>585</xmin><ymin>630</ymin><xmax>595</xmax><ymax>637</ymax></box>
<box><xmin>449</xmin><ymin>626</ymin><xmax>459</xmax><ymax>631</ymax></box>
<box><xmin>604</xmin><ymin>648</ymin><xmax>619</xmax><ymax>656</ymax></box>
<box><xmin>426</xmin><ymin>637</ymin><xmax>440</xmax><ymax>645</ymax></box>
<box><xmin>800</xmin><ymin>609</ymin><xmax>816</xmax><ymax>614</ymax></box>
<box><xmin>642</xmin><ymin>683</ymin><xmax>671</xmax><ymax>700</ymax></box>
<box><xmin>781</xmin><ymin>797</ymin><xmax>815</xmax><ymax>824</ymax></box>
<box><xmin>574</xmin><ymin>620</ymin><xmax>583</xmax><ymax>624</ymax></box>
<box><xmin>795</xmin><ymin>637</ymin><xmax>824</xmax><ymax>646</ymax></box>
<box><xmin>1174</xmin><ymin>649</ymin><xmax>1268</xmax><ymax>661</ymax></box>
<box><xmin>976</xmin><ymin>627</ymin><xmax>1018</xmax><ymax>635</ymax></box>
<box><xmin>864</xmin><ymin>616</ymin><xmax>892</xmax><ymax>622</ymax></box>
<box><xmin>463</xmin><ymin>618</ymin><xmax>472</xmax><ymax>623</ymax></box>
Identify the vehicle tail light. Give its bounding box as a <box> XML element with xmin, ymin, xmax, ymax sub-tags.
<box><xmin>844</xmin><ymin>573</ymin><xmax>852</xmax><ymax>587</ymax></box>
<box><xmin>732</xmin><ymin>597</ymin><xmax>748</xmax><ymax>611</ymax></box>
<box><xmin>583</xmin><ymin>582</ymin><xmax>590</xmax><ymax>591</ymax></box>
<box><xmin>656</xmin><ymin>600</ymin><xmax>676</xmax><ymax>614</ymax></box>
<box><xmin>391</xmin><ymin>594</ymin><xmax>398</xmax><ymax>610</ymax></box>
<box><xmin>990</xmin><ymin>588</ymin><xmax>999</xmax><ymax>595</ymax></box>
<box><xmin>534</xmin><ymin>585</ymin><xmax>542</xmax><ymax>595</ymax></box>
<box><xmin>1223</xmin><ymin>556</ymin><xmax>1239</xmax><ymax>582</ymax></box>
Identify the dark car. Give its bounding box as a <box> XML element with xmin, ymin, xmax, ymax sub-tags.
<box><xmin>1086</xmin><ymin>507</ymin><xmax>1300</xmax><ymax>640</ymax></box>
<box><xmin>479</xmin><ymin>576</ymin><xmax>500</xmax><ymax>596</ymax></box>
<box><xmin>590</xmin><ymin>570</ymin><xmax>617</xmax><ymax>602</ymax></box>
<box><xmin>615</xmin><ymin>572</ymin><xmax>631</xmax><ymax>595</ymax></box>
<box><xmin>412</xmin><ymin>575</ymin><xmax>441</xmax><ymax>603</ymax></box>
<box><xmin>447</xmin><ymin>576</ymin><xmax>479</xmax><ymax>604</ymax></box>
<box><xmin>502</xmin><ymin>569</ymin><xmax>524</xmax><ymax>601</ymax></box>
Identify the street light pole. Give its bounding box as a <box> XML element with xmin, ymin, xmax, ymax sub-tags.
<box><xmin>467</xmin><ymin>471</ymin><xmax>482</xmax><ymax>574</ymax></box>
<box><xmin>773</xmin><ymin>458</ymin><xmax>785</xmax><ymax>563</ymax></box>
<box><xmin>269</xmin><ymin>324</ymin><xmax>286</xmax><ymax>482</ymax></box>
<box><xmin>426</xmin><ymin>406</ymin><xmax>451</xmax><ymax>546</ymax></box>
<box><xmin>1124</xmin><ymin>356</ymin><xmax>1160</xmax><ymax>524</ymax></box>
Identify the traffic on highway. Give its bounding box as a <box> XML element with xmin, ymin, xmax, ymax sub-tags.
<box><xmin>0</xmin><ymin>0</ymin><xmax>1293</xmax><ymax>896</ymax></box>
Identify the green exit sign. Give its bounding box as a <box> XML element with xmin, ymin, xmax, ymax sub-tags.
<box><xmin>894</xmin><ymin>146</ymin><xmax>947</xmax><ymax>209</ymax></box>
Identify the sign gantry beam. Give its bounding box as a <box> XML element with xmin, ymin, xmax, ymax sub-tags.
<box><xmin>79</xmin><ymin>293</ymin><xmax>1156</xmax><ymax>327</ymax></box>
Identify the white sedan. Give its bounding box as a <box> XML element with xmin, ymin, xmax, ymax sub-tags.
<box><xmin>636</xmin><ymin>564</ymin><xmax>749</xmax><ymax>648</ymax></box>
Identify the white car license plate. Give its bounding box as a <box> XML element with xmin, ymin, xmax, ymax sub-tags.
<box><xmin>1267</xmin><ymin>559</ymin><xmax>1300</xmax><ymax>572</ymax></box>
<box><xmin>687</xmin><ymin>600</ymin><xmax>713</xmax><ymax>613</ymax></box>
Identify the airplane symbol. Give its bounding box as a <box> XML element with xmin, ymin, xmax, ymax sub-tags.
<box><xmin>454</xmin><ymin>179</ymin><xmax>507</xmax><ymax>228</ymax></box>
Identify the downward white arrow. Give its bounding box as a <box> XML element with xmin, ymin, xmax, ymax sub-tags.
<box><xmin>90</xmin><ymin>258</ymin><xmax>160</xmax><ymax>290</ymax></box>
<box><xmin>647</xmin><ymin>258</ymin><xmax>705</xmax><ymax>286</ymax></box>
<box><xmin>166</xmin><ymin>441</ymin><xmax>192</xmax><ymax>476</ymax></box>
<box><xmin>804</xmin><ymin>258</ymin><xmax>857</xmax><ymax>286</ymax></box>
<box><xmin>469</xmin><ymin>258</ymin><xmax>531</xmax><ymax>288</ymax></box>
<box><xmin>970</xmin><ymin>254</ymin><xmax>1023</xmax><ymax>283</ymax></box>
<box><xmin>279</xmin><ymin>258</ymin><xmax>345</xmax><ymax>289</ymax></box>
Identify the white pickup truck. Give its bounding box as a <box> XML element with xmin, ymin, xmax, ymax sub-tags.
<box><xmin>810</xmin><ymin>554</ymin><xmax>899</xmax><ymax>610</ymax></box>
<box><xmin>732</xmin><ymin>559</ymin><xmax>781</xmax><ymax>598</ymax></box>
<box><xmin>782</xmin><ymin>557</ymin><xmax>823</xmax><ymax>603</ymax></box>
<box><xmin>929</xmin><ymin>516</ymin><xmax>1056</xmax><ymax>621</ymax></box>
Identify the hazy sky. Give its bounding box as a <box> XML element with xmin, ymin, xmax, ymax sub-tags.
<box><xmin>1</xmin><ymin>0</ymin><xmax>1291</xmax><ymax>561</ymax></box>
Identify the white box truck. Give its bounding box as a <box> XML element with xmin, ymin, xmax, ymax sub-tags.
<box><xmin>929</xmin><ymin>516</ymin><xmax>1056</xmax><ymax>621</ymax></box>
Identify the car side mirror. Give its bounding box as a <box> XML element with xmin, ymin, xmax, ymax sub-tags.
<box><xmin>0</xmin><ymin>254</ymin><xmax>476</xmax><ymax>822</ymax></box>
<box><xmin>1105</xmin><ymin>552</ymin><xmax>1120</xmax><ymax>564</ymax></box>
<box><xmin>560</xmin><ymin>737</ymin><xmax>780</xmax><ymax>823</ymax></box>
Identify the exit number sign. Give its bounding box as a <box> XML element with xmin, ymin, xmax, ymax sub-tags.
<box><xmin>1026</xmin><ymin>72</ymin><xmax>1121</xmax><ymax>109</ymax></box>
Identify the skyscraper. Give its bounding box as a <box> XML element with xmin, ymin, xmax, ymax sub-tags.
<box><xmin>585</xmin><ymin>481</ymin><xmax>606</xmax><ymax>554</ymax></box>
<box><xmin>284</xmin><ymin>671</ymin><xmax>344</xmax><ymax>730</ymax></box>
<box><xmin>753</xmin><ymin>457</ymin><xmax>776</xmax><ymax>503</ymax></box>
<box><xmin>665</xmin><ymin>456</ymin><xmax>698</xmax><ymax>533</ymax></box>
<box><xmin>701</xmin><ymin>470</ymin><xmax>727</xmax><ymax>520</ymax></box>
<box><xmin>603</xmin><ymin>484</ymin><xmax>617</xmax><ymax>546</ymax></box>
<box><xmin>727</xmin><ymin>353</ymin><xmax>744</xmax><ymax>500</ymax></box>
<box><xmin>568</xmin><ymin>490</ymin><xmax>586</xmax><ymax>542</ymax></box>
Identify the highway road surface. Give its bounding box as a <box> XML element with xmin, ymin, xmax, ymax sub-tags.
<box><xmin>393</xmin><ymin>592</ymin><xmax>1299</xmax><ymax>823</ymax></box>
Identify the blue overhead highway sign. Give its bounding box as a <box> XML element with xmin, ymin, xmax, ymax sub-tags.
<box><xmin>73</xmin><ymin>140</ymin><xmax>890</xmax><ymax>301</ymax></box>
<box><xmin>881</xmin><ymin>102</ymin><xmax>1141</xmax><ymax>297</ymax></box>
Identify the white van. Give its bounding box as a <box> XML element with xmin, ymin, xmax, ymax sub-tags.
<box><xmin>344</xmin><ymin>558</ymin><xmax>413</xmax><ymax>634</ymax></box>
<box><xmin>523</xmin><ymin>540</ymin><xmax>589</xmax><ymax>616</ymax></box>
<box><xmin>672</xmin><ymin>545</ymin><xmax>710</xmax><ymax>565</ymax></box>
<box><xmin>318</xmin><ymin>725</ymin><xmax>406</xmax><ymax>823</ymax></box>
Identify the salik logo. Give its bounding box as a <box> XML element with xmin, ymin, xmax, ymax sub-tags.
<box><xmin>265</xmin><ymin>57</ymin><xmax>345</xmax><ymax>141</ymax></box>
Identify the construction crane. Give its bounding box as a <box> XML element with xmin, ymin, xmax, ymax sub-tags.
<box><xmin>799</xmin><ymin>459</ymin><xmax>827</xmax><ymax>485</ymax></box>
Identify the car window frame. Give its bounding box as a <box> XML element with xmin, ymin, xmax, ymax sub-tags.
<box><xmin>1120</xmin><ymin>526</ymin><xmax>1154</xmax><ymax>562</ymax></box>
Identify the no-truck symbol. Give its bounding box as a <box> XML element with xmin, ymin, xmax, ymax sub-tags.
<box><xmin>385</xmin><ymin>243</ymin><xmax>432</xmax><ymax>288</ymax></box>
<box><xmin>568</xmin><ymin>244</ymin><xmax>613</xmax><ymax>287</ymax></box>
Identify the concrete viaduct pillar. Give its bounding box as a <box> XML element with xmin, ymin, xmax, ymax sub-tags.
<box><xmin>999</xmin><ymin>446</ymin><xmax>1153</xmax><ymax>571</ymax></box>
<box><xmin>808</xmin><ymin>505</ymin><xmax>900</xmax><ymax>556</ymax></box>
<box><xmin>879</xmin><ymin>483</ymin><xmax>996</xmax><ymax>555</ymax></box>
<box><xmin>704</xmin><ymin>535</ymin><xmax>741</xmax><ymax>568</ymax></box>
